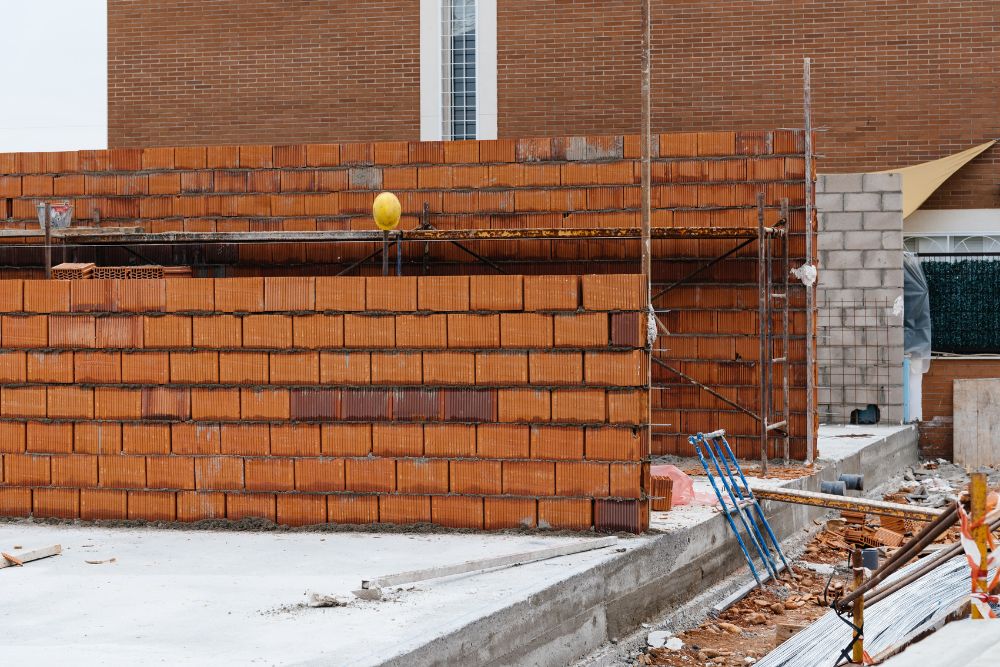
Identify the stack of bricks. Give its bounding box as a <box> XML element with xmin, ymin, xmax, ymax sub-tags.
<box><xmin>0</xmin><ymin>273</ymin><xmax>650</xmax><ymax>531</ymax></box>
<box><xmin>0</xmin><ymin>132</ymin><xmax>813</xmax><ymax>461</ymax></box>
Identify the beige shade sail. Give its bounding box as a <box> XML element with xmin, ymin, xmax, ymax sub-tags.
<box><xmin>879</xmin><ymin>140</ymin><xmax>996</xmax><ymax>218</ymax></box>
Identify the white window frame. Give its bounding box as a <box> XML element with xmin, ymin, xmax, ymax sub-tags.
<box><xmin>420</xmin><ymin>0</ymin><xmax>497</xmax><ymax>141</ymax></box>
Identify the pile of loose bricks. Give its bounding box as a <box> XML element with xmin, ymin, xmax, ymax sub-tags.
<box><xmin>0</xmin><ymin>132</ymin><xmax>815</xmax><ymax>527</ymax></box>
<box><xmin>0</xmin><ymin>273</ymin><xmax>651</xmax><ymax>531</ymax></box>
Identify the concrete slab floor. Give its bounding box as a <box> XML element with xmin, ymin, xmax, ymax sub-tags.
<box><xmin>0</xmin><ymin>524</ymin><xmax>647</xmax><ymax>666</ymax></box>
<box><xmin>880</xmin><ymin>619</ymin><xmax>1000</xmax><ymax>666</ymax></box>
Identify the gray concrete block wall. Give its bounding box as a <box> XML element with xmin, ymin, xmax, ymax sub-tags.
<box><xmin>817</xmin><ymin>172</ymin><xmax>904</xmax><ymax>424</ymax></box>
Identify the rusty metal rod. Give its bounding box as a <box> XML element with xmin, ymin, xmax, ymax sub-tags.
<box><xmin>836</xmin><ymin>502</ymin><xmax>958</xmax><ymax>610</ymax></box>
<box><xmin>651</xmin><ymin>357</ymin><xmax>761</xmax><ymax>421</ymax></box>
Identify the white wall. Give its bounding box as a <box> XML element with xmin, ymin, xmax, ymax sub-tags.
<box><xmin>0</xmin><ymin>0</ymin><xmax>107</xmax><ymax>152</ymax></box>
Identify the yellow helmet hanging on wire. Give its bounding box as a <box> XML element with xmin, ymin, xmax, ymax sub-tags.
<box><xmin>372</xmin><ymin>192</ymin><xmax>401</xmax><ymax>231</ymax></box>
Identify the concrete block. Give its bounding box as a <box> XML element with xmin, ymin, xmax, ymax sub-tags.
<box><xmin>816</xmin><ymin>193</ymin><xmax>844</xmax><ymax>213</ymax></box>
<box><xmin>844</xmin><ymin>192</ymin><xmax>882</xmax><ymax>212</ymax></box>
<box><xmin>818</xmin><ymin>173</ymin><xmax>863</xmax><ymax>193</ymax></box>
<box><xmin>843</xmin><ymin>270</ymin><xmax>884</xmax><ymax>288</ymax></box>
<box><xmin>862</xmin><ymin>211</ymin><xmax>902</xmax><ymax>231</ymax></box>
<box><xmin>882</xmin><ymin>270</ymin><xmax>904</xmax><ymax>289</ymax></box>
<box><xmin>881</xmin><ymin>231</ymin><xmax>903</xmax><ymax>250</ymax></box>
<box><xmin>843</xmin><ymin>231</ymin><xmax>885</xmax><ymax>250</ymax></box>
<box><xmin>862</xmin><ymin>172</ymin><xmax>901</xmax><ymax>192</ymax></box>
<box><xmin>823</xmin><ymin>249</ymin><xmax>864</xmax><ymax>270</ymax></box>
<box><xmin>824</xmin><ymin>288</ymin><xmax>864</xmax><ymax>303</ymax></box>
<box><xmin>861</xmin><ymin>250</ymin><xmax>898</xmax><ymax>269</ymax></box>
<box><xmin>821</xmin><ymin>212</ymin><xmax>863</xmax><ymax>232</ymax></box>
<box><xmin>881</xmin><ymin>193</ymin><xmax>903</xmax><ymax>212</ymax></box>
<box><xmin>818</xmin><ymin>231</ymin><xmax>845</xmax><ymax>251</ymax></box>
<box><xmin>865</xmin><ymin>287</ymin><xmax>903</xmax><ymax>303</ymax></box>
<box><xmin>818</xmin><ymin>269</ymin><xmax>844</xmax><ymax>289</ymax></box>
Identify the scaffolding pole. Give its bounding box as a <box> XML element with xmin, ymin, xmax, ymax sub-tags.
<box><xmin>804</xmin><ymin>56</ymin><xmax>817</xmax><ymax>464</ymax></box>
<box><xmin>640</xmin><ymin>0</ymin><xmax>654</xmax><ymax>464</ymax></box>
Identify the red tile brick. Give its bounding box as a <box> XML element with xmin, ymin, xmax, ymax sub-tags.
<box><xmin>143</xmin><ymin>315</ymin><xmax>191</xmax><ymax>348</ymax></box>
<box><xmin>370</xmin><ymin>352</ymin><xmax>422</xmax><ymax>384</ymax></box>
<box><xmin>269</xmin><ymin>352</ymin><xmax>319</xmax><ymax>385</ymax></box>
<box><xmin>422</xmin><ymin>352</ymin><xmax>475</xmax><ymax>384</ymax></box>
<box><xmin>341</xmin><ymin>388</ymin><xmax>390</xmax><ymax>420</ymax></box>
<box><xmin>240</xmin><ymin>388</ymin><xmax>290</xmax><ymax>420</ymax></box>
<box><xmin>584</xmin><ymin>350</ymin><xmax>646</xmax><ymax>386</ymax></box>
<box><xmin>395</xmin><ymin>314</ymin><xmax>447</xmax><ymax>348</ymax></box>
<box><xmin>423</xmin><ymin>424</ymin><xmax>476</xmax><ymax>458</ymax></box>
<box><xmin>188</xmin><ymin>384</ymin><xmax>240</xmax><ymax>420</ymax></box>
<box><xmin>554</xmin><ymin>312</ymin><xmax>608</xmax><ymax>347</ymax></box>
<box><xmin>417</xmin><ymin>276</ymin><xmax>470</xmax><ymax>312</ymax></box>
<box><xmin>555</xmin><ymin>461</ymin><xmax>610</xmax><ymax>496</ymax></box>
<box><xmin>366</xmin><ymin>276</ymin><xmax>417</xmax><ymax>312</ymax></box>
<box><xmin>165</xmin><ymin>279</ymin><xmax>215</xmax><ymax>312</ymax></box>
<box><xmin>195</xmin><ymin>456</ymin><xmax>244</xmax><ymax>490</ymax></box>
<box><xmin>123</xmin><ymin>423</ymin><xmax>172</xmax><ymax>455</ymax></box>
<box><xmin>146</xmin><ymin>455</ymin><xmax>196</xmax><ymax>490</ymax></box>
<box><xmin>219</xmin><ymin>351</ymin><xmax>269</xmax><ymax>384</ymax></box>
<box><xmin>326</xmin><ymin>494</ymin><xmax>378</xmax><ymax>524</ymax></box>
<box><xmin>25</xmin><ymin>351</ymin><xmax>71</xmax><ymax>383</ymax></box>
<box><xmin>470</xmin><ymin>275</ymin><xmax>523</xmax><ymax>312</ymax></box>
<box><xmin>484</xmin><ymin>497</ymin><xmax>537</xmax><ymax>529</ymax></box>
<box><xmin>0</xmin><ymin>350</ymin><xmax>27</xmax><ymax>383</ymax></box>
<box><xmin>321</xmin><ymin>424</ymin><xmax>372</xmax><ymax>457</ymax></box>
<box><xmin>586</xmin><ymin>427</ymin><xmax>644</xmax><ymax>461</ymax></box>
<box><xmin>3</xmin><ymin>453</ymin><xmax>51</xmax><ymax>485</ymax></box>
<box><xmin>2</xmin><ymin>386</ymin><xmax>45</xmax><ymax>418</ymax></box>
<box><xmin>271</xmin><ymin>423</ymin><xmax>322</xmax><ymax>457</ymax></box>
<box><xmin>141</xmin><ymin>386</ymin><xmax>191</xmax><ymax>419</ymax></box>
<box><xmin>47</xmin><ymin>386</ymin><xmax>94</xmax><ymax>419</ymax></box>
<box><xmin>245</xmin><ymin>458</ymin><xmax>295</xmax><ymax>491</ymax></box>
<box><xmin>80</xmin><ymin>489</ymin><xmax>127</xmax><ymax>520</ymax></box>
<box><xmin>607</xmin><ymin>390</ymin><xmax>644</xmax><ymax>424</ymax></box>
<box><xmin>0</xmin><ymin>422</ymin><xmax>26</xmax><ymax>454</ymax></box>
<box><xmin>292</xmin><ymin>458</ymin><xmax>344</xmax><ymax>493</ymax></box>
<box><xmin>529</xmin><ymin>352</ymin><xmax>583</xmax><ymax>385</ymax></box>
<box><xmin>581</xmin><ymin>275</ymin><xmax>645</xmax><ymax>311</ymax></box>
<box><xmin>93</xmin><ymin>387</ymin><xmax>141</xmax><ymax>420</ymax></box>
<box><xmin>538</xmin><ymin>498</ymin><xmax>593</xmax><ymax>530</ymax></box>
<box><xmin>531</xmin><ymin>426</ymin><xmax>585</xmax><ymax>461</ymax></box>
<box><xmin>215</xmin><ymin>278</ymin><xmax>264</xmax><ymax>312</ymax></box>
<box><xmin>74</xmin><ymin>423</ymin><xmax>121</xmax><ymax>455</ymax></box>
<box><xmin>242</xmin><ymin>314</ymin><xmax>293</xmax><ymax>348</ymax></box>
<box><xmin>95</xmin><ymin>315</ymin><xmax>144</xmax><ymax>348</ymax></box>
<box><xmin>431</xmin><ymin>496</ymin><xmax>484</xmax><ymax>529</ymax></box>
<box><xmin>500</xmin><ymin>308</ymin><xmax>556</xmax><ymax>348</ymax></box>
<box><xmin>1</xmin><ymin>315</ymin><xmax>47</xmax><ymax>347</ymax></box>
<box><xmin>551</xmin><ymin>388</ymin><xmax>607</xmax><ymax>423</ymax></box>
<box><xmin>292</xmin><ymin>314</ymin><xmax>344</xmax><ymax>348</ymax></box>
<box><xmin>610</xmin><ymin>463</ymin><xmax>643</xmax><ymax>499</ymax></box>
<box><xmin>319</xmin><ymin>351</ymin><xmax>370</xmax><ymax>384</ymax></box>
<box><xmin>371</xmin><ymin>423</ymin><xmax>423</xmax><ymax>457</ymax></box>
<box><xmin>171</xmin><ymin>423</ymin><xmax>222</xmax><ymax>455</ymax></box>
<box><xmin>447</xmin><ymin>314</ymin><xmax>500</xmax><ymax>348</ymax></box>
<box><xmin>27</xmin><ymin>421</ymin><xmax>73</xmax><ymax>454</ymax></box>
<box><xmin>49</xmin><ymin>315</ymin><xmax>96</xmax><ymax>348</ymax></box>
<box><xmin>192</xmin><ymin>315</ymin><xmax>242</xmax><ymax>348</ymax></box>
<box><xmin>498</xmin><ymin>388</ymin><xmax>551</xmax><ymax>422</ymax></box>
<box><xmin>99</xmin><ymin>454</ymin><xmax>147</xmax><ymax>488</ymax></box>
<box><xmin>345</xmin><ymin>458</ymin><xmax>396</xmax><ymax>493</ymax></box>
<box><xmin>127</xmin><ymin>491</ymin><xmax>177</xmax><ymax>521</ymax></box>
<box><xmin>379</xmin><ymin>494</ymin><xmax>431</xmax><ymax>525</ymax></box>
<box><xmin>220</xmin><ymin>423</ymin><xmax>270</xmax><ymax>456</ymax></box>
<box><xmin>33</xmin><ymin>488</ymin><xmax>79</xmax><ymax>519</ymax></box>
<box><xmin>264</xmin><ymin>277</ymin><xmax>315</xmax><ymax>311</ymax></box>
<box><xmin>176</xmin><ymin>491</ymin><xmax>226</xmax><ymax>521</ymax></box>
<box><xmin>524</xmin><ymin>276</ymin><xmax>579</xmax><ymax>311</ymax></box>
<box><xmin>449</xmin><ymin>460</ymin><xmax>502</xmax><ymax>495</ymax></box>
<box><xmin>277</xmin><ymin>494</ymin><xmax>328</xmax><ymax>526</ymax></box>
<box><xmin>344</xmin><ymin>314</ymin><xmax>395</xmax><ymax>348</ymax></box>
<box><xmin>314</xmin><ymin>277</ymin><xmax>366</xmax><ymax>311</ymax></box>
<box><xmin>74</xmin><ymin>351</ymin><xmax>122</xmax><ymax>383</ymax></box>
<box><xmin>226</xmin><ymin>493</ymin><xmax>276</xmax><ymax>522</ymax></box>
<box><xmin>397</xmin><ymin>459</ymin><xmax>449</xmax><ymax>494</ymax></box>
<box><xmin>116</xmin><ymin>280</ymin><xmax>166</xmax><ymax>313</ymax></box>
<box><xmin>503</xmin><ymin>460</ymin><xmax>555</xmax><ymax>496</ymax></box>
<box><xmin>50</xmin><ymin>454</ymin><xmax>98</xmax><ymax>487</ymax></box>
<box><xmin>23</xmin><ymin>280</ymin><xmax>70</xmax><ymax>313</ymax></box>
<box><xmin>475</xmin><ymin>352</ymin><xmax>528</xmax><ymax>384</ymax></box>
<box><xmin>70</xmin><ymin>280</ymin><xmax>115</xmax><ymax>313</ymax></box>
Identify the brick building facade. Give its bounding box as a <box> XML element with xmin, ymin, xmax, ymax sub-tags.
<box><xmin>109</xmin><ymin>0</ymin><xmax>999</xmax><ymax>210</ymax></box>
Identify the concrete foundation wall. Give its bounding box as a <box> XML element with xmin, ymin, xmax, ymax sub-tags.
<box><xmin>817</xmin><ymin>173</ymin><xmax>904</xmax><ymax>424</ymax></box>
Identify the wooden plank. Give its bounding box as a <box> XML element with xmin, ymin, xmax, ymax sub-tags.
<box><xmin>0</xmin><ymin>544</ymin><xmax>62</xmax><ymax>570</ymax></box>
<box><xmin>361</xmin><ymin>536</ymin><xmax>618</xmax><ymax>590</ymax></box>
<box><xmin>751</xmin><ymin>487</ymin><xmax>942</xmax><ymax>521</ymax></box>
<box><xmin>954</xmin><ymin>378</ymin><xmax>1000</xmax><ymax>467</ymax></box>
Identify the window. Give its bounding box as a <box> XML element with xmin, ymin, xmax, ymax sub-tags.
<box><xmin>421</xmin><ymin>0</ymin><xmax>496</xmax><ymax>141</ymax></box>
<box><xmin>442</xmin><ymin>0</ymin><xmax>477</xmax><ymax>140</ymax></box>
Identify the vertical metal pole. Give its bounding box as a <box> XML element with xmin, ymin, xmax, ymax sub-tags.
<box><xmin>382</xmin><ymin>230</ymin><xmax>389</xmax><ymax>276</ymax></box>
<box><xmin>757</xmin><ymin>193</ymin><xmax>768</xmax><ymax>475</ymax></box>
<box><xmin>851</xmin><ymin>548</ymin><xmax>865</xmax><ymax>662</ymax></box>
<box><xmin>421</xmin><ymin>203</ymin><xmax>431</xmax><ymax>276</ymax></box>
<box><xmin>781</xmin><ymin>199</ymin><xmax>791</xmax><ymax>464</ymax></box>
<box><xmin>396</xmin><ymin>232</ymin><xmax>402</xmax><ymax>276</ymax></box>
<box><xmin>971</xmin><ymin>471</ymin><xmax>989</xmax><ymax>619</ymax></box>
<box><xmin>640</xmin><ymin>0</ymin><xmax>653</xmax><ymax>468</ymax></box>
<box><xmin>43</xmin><ymin>203</ymin><xmax>52</xmax><ymax>279</ymax></box>
<box><xmin>803</xmin><ymin>57</ymin><xmax>817</xmax><ymax>464</ymax></box>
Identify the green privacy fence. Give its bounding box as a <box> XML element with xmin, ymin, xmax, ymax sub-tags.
<box><xmin>922</xmin><ymin>257</ymin><xmax>1000</xmax><ymax>353</ymax></box>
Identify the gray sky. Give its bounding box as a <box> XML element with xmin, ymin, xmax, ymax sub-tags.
<box><xmin>0</xmin><ymin>0</ymin><xmax>107</xmax><ymax>152</ymax></box>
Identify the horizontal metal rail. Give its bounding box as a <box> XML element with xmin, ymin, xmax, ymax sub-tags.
<box><xmin>751</xmin><ymin>487</ymin><xmax>943</xmax><ymax>521</ymax></box>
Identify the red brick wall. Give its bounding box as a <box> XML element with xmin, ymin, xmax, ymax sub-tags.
<box><xmin>919</xmin><ymin>358</ymin><xmax>1000</xmax><ymax>460</ymax></box>
<box><xmin>108</xmin><ymin>0</ymin><xmax>420</xmax><ymax>149</ymax></box>
<box><xmin>0</xmin><ymin>131</ymin><xmax>814</xmax><ymax>462</ymax></box>
<box><xmin>0</xmin><ymin>274</ymin><xmax>650</xmax><ymax>531</ymax></box>
<box><xmin>109</xmin><ymin>1</ymin><xmax>998</xmax><ymax>209</ymax></box>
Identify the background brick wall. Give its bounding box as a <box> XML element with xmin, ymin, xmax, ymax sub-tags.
<box><xmin>0</xmin><ymin>274</ymin><xmax>650</xmax><ymax>531</ymax></box>
<box><xmin>919</xmin><ymin>358</ymin><xmax>1000</xmax><ymax>460</ymax></box>
<box><xmin>0</xmin><ymin>131</ymin><xmax>814</xmax><ymax>461</ymax></box>
<box><xmin>109</xmin><ymin>0</ymin><xmax>998</xmax><ymax>209</ymax></box>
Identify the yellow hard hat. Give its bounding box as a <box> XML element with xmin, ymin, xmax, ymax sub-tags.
<box><xmin>372</xmin><ymin>192</ymin><xmax>402</xmax><ymax>231</ymax></box>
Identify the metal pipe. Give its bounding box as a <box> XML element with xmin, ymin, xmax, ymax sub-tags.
<box><xmin>651</xmin><ymin>357</ymin><xmax>762</xmax><ymax>421</ymax></box>
<box><xmin>43</xmin><ymin>203</ymin><xmax>52</xmax><ymax>279</ymax></box>
<box><xmin>651</xmin><ymin>237</ymin><xmax>757</xmax><ymax>301</ymax></box>
<box><xmin>851</xmin><ymin>549</ymin><xmax>865</xmax><ymax>663</ymax></box>
<box><xmin>780</xmin><ymin>198</ymin><xmax>791</xmax><ymax>464</ymax></box>
<box><xmin>803</xmin><ymin>56</ymin><xmax>817</xmax><ymax>464</ymax></box>
<box><xmin>971</xmin><ymin>472</ymin><xmax>989</xmax><ymax>619</ymax></box>
<box><xmin>751</xmin><ymin>486</ymin><xmax>944</xmax><ymax>521</ymax></box>
<box><xmin>757</xmin><ymin>193</ymin><xmax>768</xmax><ymax>475</ymax></box>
